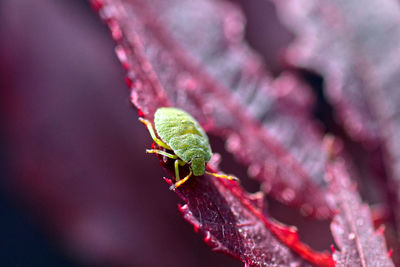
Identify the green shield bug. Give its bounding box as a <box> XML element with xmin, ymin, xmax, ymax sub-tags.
<box><xmin>139</xmin><ymin>107</ymin><xmax>239</xmax><ymax>190</ymax></box>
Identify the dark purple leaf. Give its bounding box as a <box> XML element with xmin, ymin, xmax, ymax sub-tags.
<box><xmin>326</xmin><ymin>158</ymin><xmax>394</xmax><ymax>266</ymax></box>
<box><xmin>92</xmin><ymin>0</ymin><xmax>333</xmax><ymax>218</ymax></box>
<box><xmin>270</xmin><ymin>0</ymin><xmax>393</xmax><ymax>143</ymax></box>
<box><xmin>91</xmin><ymin>0</ymin><xmax>339</xmax><ymax>265</ymax></box>
<box><xmin>5</xmin><ymin>0</ymin><xmax>396</xmax><ymax>266</ymax></box>
<box><xmin>172</xmin><ymin>173</ymin><xmax>333</xmax><ymax>267</ymax></box>
<box><xmin>271</xmin><ymin>0</ymin><xmax>400</xmax><ymax>259</ymax></box>
<box><xmin>0</xmin><ymin>1</ymin><xmax>244</xmax><ymax>266</ymax></box>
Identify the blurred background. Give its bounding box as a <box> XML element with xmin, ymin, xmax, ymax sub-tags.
<box><xmin>0</xmin><ymin>0</ymin><xmax>336</xmax><ymax>266</ymax></box>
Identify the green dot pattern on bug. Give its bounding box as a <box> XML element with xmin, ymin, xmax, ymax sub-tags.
<box><xmin>154</xmin><ymin>107</ymin><xmax>212</xmax><ymax>176</ymax></box>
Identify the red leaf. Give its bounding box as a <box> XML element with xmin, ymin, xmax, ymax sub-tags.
<box><xmin>171</xmin><ymin>175</ymin><xmax>333</xmax><ymax>267</ymax></box>
<box><xmin>327</xmin><ymin>159</ymin><xmax>394</xmax><ymax>266</ymax></box>
<box><xmin>92</xmin><ymin>0</ymin><xmax>333</xmax><ymax>218</ymax></box>
<box><xmin>90</xmin><ymin>0</ymin><xmax>339</xmax><ymax>265</ymax></box>
<box><xmin>271</xmin><ymin>0</ymin><xmax>387</xmax><ymax>143</ymax></box>
<box><xmin>272</xmin><ymin>0</ymin><xmax>400</xmax><ymax>258</ymax></box>
<box><xmin>2</xmin><ymin>0</ymin><xmax>397</xmax><ymax>266</ymax></box>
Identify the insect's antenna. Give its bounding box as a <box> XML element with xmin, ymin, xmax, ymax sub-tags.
<box><xmin>205</xmin><ymin>171</ymin><xmax>239</xmax><ymax>182</ymax></box>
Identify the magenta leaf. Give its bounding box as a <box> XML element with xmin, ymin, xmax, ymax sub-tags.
<box><xmin>270</xmin><ymin>0</ymin><xmax>394</xmax><ymax>143</ymax></box>
<box><xmin>91</xmin><ymin>0</ymin><xmax>396</xmax><ymax>265</ymax></box>
<box><xmin>171</xmin><ymin>174</ymin><xmax>333</xmax><ymax>267</ymax></box>
<box><xmin>90</xmin><ymin>0</ymin><xmax>340</xmax><ymax>265</ymax></box>
<box><xmin>327</xmin><ymin>159</ymin><xmax>394</xmax><ymax>266</ymax></box>
<box><xmin>2</xmin><ymin>0</ymin><xmax>398</xmax><ymax>266</ymax></box>
<box><xmin>92</xmin><ymin>0</ymin><xmax>333</xmax><ymax>218</ymax></box>
<box><xmin>271</xmin><ymin>0</ymin><xmax>400</xmax><ymax>255</ymax></box>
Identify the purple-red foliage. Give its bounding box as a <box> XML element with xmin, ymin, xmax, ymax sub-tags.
<box><xmin>97</xmin><ymin>0</ymin><xmax>333</xmax><ymax>218</ymax></box>
<box><xmin>327</xmin><ymin>158</ymin><xmax>394</xmax><ymax>267</ymax></box>
<box><xmin>91</xmin><ymin>0</ymin><xmax>395</xmax><ymax>266</ymax></box>
<box><xmin>272</xmin><ymin>0</ymin><xmax>400</xmax><ymax>264</ymax></box>
<box><xmin>0</xmin><ymin>0</ymin><xmax>397</xmax><ymax>266</ymax></box>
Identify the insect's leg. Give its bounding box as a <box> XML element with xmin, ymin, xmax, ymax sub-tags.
<box><xmin>139</xmin><ymin>118</ymin><xmax>171</xmax><ymax>150</ymax></box>
<box><xmin>173</xmin><ymin>159</ymin><xmax>187</xmax><ymax>181</ymax></box>
<box><xmin>146</xmin><ymin>149</ymin><xmax>178</xmax><ymax>159</ymax></box>
<box><xmin>205</xmin><ymin>171</ymin><xmax>240</xmax><ymax>182</ymax></box>
<box><xmin>174</xmin><ymin>159</ymin><xmax>180</xmax><ymax>181</ymax></box>
<box><xmin>170</xmin><ymin>171</ymin><xmax>192</xmax><ymax>190</ymax></box>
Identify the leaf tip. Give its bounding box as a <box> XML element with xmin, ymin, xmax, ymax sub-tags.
<box><xmin>90</xmin><ymin>0</ymin><xmax>103</xmax><ymax>12</ymax></box>
<box><xmin>126</xmin><ymin>76</ymin><xmax>133</xmax><ymax>88</ymax></box>
<box><xmin>163</xmin><ymin>176</ymin><xmax>173</xmax><ymax>186</ymax></box>
<box><xmin>137</xmin><ymin>108</ymin><xmax>145</xmax><ymax>118</ymax></box>
<box><xmin>330</xmin><ymin>244</ymin><xmax>336</xmax><ymax>254</ymax></box>
<box><xmin>376</xmin><ymin>224</ymin><xmax>386</xmax><ymax>235</ymax></box>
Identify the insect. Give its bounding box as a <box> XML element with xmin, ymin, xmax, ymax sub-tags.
<box><xmin>139</xmin><ymin>107</ymin><xmax>239</xmax><ymax>190</ymax></box>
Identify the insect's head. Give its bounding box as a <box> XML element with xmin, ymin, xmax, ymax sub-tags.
<box><xmin>190</xmin><ymin>156</ymin><xmax>205</xmax><ymax>176</ymax></box>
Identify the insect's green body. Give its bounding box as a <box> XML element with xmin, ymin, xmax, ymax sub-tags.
<box><xmin>154</xmin><ymin>107</ymin><xmax>212</xmax><ymax>176</ymax></box>
<box><xmin>139</xmin><ymin>107</ymin><xmax>237</xmax><ymax>190</ymax></box>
